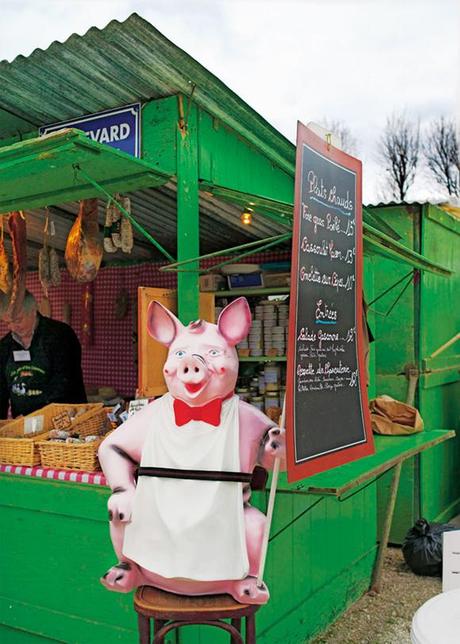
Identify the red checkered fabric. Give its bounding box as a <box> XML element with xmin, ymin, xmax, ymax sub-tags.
<box><xmin>0</xmin><ymin>463</ymin><xmax>107</xmax><ymax>486</ymax></box>
<box><xmin>0</xmin><ymin>250</ymin><xmax>289</xmax><ymax>398</ymax></box>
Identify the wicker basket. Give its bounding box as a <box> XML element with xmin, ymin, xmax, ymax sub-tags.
<box><xmin>36</xmin><ymin>403</ymin><xmax>109</xmax><ymax>471</ymax></box>
<box><xmin>0</xmin><ymin>403</ymin><xmax>106</xmax><ymax>467</ymax></box>
<box><xmin>37</xmin><ymin>437</ymin><xmax>104</xmax><ymax>471</ymax></box>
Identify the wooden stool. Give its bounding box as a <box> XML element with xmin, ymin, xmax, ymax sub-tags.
<box><xmin>134</xmin><ymin>585</ymin><xmax>260</xmax><ymax>643</ymax></box>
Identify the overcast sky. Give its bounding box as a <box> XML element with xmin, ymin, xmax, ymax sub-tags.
<box><xmin>1</xmin><ymin>0</ymin><xmax>458</xmax><ymax>203</ymax></box>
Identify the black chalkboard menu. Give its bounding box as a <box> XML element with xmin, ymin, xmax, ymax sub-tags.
<box><xmin>286</xmin><ymin>123</ymin><xmax>374</xmax><ymax>482</ymax></box>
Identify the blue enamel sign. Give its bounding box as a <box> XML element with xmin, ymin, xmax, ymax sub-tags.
<box><xmin>39</xmin><ymin>103</ymin><xmax>141</xmax><ymax>158</ymax></box>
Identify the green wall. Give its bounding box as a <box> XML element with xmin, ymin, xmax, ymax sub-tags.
<box><xmin>369</xmin><ymin>204</ymin><xmax>460</xmax><ymax>542</ymax></box>
<box><xmin>0</xmin><ymin>474</ymin><xmax>377</xmax><ymax>643</ymax></box>
<box><xmin>419</xmin><ymin>205</ymin><xmax>460</xmax><ymax>523</ymax></box>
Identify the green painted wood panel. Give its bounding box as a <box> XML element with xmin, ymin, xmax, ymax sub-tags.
<box><xmin>0</xmin><ymin>474</ymin><xmax>377</xmax><ymax>643</ymax></box>
<box><xmin>369</xmin><ymin>205</ymin><xmax>420</xmax><ymax>544</ymax></box>
<box><xmin>0</xmin><ymin>476</ymin><xmax>136</xmax><ymax>643</ymax></box>
<box><xmin>419</xmin><ymin>205</ymin><xmax>460</xmax><ymax>522</ymax></box>
<box><xmin>141</xmin><ymin>97</ymin><xmax>177</xmax><ymax>175</ymax></box>
<box><xmin>176</xmin><ymin>100</ymin><xmax>200</xmax><ymax>323</ymax></box>
<box><xmin>198</xmin><ymin>109</ymin><xmax>294</xmax><ymax>205</ymax></box>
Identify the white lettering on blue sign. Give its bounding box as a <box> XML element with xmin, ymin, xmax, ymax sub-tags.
<box><xmin>86</xmin><ymin>123</ymin><xmax>131</xmax><ymax>144</ymax></box>
<box><xmin>39</xmin><ymin>103</ymin><xmax>141</xmax><ymax>158</ymax></box>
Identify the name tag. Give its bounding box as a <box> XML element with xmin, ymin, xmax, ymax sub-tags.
<box><xmin>13</xmin><ymin>350</ymin><xmax>31</xmax><ymax>362</ymax></box>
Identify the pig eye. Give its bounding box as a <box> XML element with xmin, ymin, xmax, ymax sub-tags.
<box><xmin>175</xmin><ymin>350</ymin><xmax>186</xmax><ymax>358</ymax></box>
<box><xmin>208</xmin><ymin>348</ymin><xmax>221</xmax><ymax>357</ymax></box>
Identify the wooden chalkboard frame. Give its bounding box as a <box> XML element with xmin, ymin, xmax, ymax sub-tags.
<box><xmin>286</xmin><ymin>122</ymin><xmax>374</xmax><ymax>482</ymax></box>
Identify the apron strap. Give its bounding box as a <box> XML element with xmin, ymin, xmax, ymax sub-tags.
<box><xmin>137</xmin><ymin>466</ymin><xmax>253</xmax><ymax>483</ymax></box>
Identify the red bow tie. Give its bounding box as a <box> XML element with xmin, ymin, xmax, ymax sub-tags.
<box><xmin>173</xmin><ymin>398</ymin><xmax>224</xmax><ymax>427</ymax></box>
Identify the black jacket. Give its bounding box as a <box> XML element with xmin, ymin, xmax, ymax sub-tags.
<box><xmin>0</xmin><ymin>314</ymin><xmax>87</xmax><ymax>418</ymax></box>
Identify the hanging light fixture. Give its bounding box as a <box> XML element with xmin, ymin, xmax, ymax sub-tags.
<box><xmin>240</xmin><ymin>206</ymin><xmax>253</xmax><ymax>225</ymax></box>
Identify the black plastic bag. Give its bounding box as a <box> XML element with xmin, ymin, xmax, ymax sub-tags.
<box><xmin>402</xmin><ymin>518</ymin><xmax>457</xmax><ymax>576</ymax></box>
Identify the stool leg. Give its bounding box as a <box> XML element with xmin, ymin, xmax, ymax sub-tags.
<box><xmin>231</xmin><ymin>618</ymin><xmax>241</xmax><ymax>643</ymax></box>
<box><xmin>154</xmin><ymin>619</ymin><xmax>167</xmax><ymax>643</ymax></box>
<box><xmin>138</xmin><ymin>614</ymin><xmax>151</xmax><ymax>644</ymax></box>
<box><xmin>245</xmin><ymin>614</ymin><xmax>256</xmax><ymax>644</ymax></box>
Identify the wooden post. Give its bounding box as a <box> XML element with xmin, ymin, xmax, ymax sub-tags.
<box><xmin>370</xmin><ymin>460</ymin><xmax>403</xmax><ymax>593</ymax></box>
<box><xmin>176</xmin><ymin>96</ymin><xmax>200</xmax><ymax>324</ymax></box>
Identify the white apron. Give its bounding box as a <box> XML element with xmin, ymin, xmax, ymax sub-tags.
<box><xmin>123</xmin><ymin>393</ymin><xmax>249</xmax><ymax>581</ymax></box>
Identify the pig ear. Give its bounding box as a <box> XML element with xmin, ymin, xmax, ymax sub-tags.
<box><xmin>217</xmin><ymin>297</ymin><xmax>252</xmax><ymax>346</ymax></box>
<box><xmin>147</xmin><ymin>301</ymin><xmax>184</xmax><ymax>346</ymax></box>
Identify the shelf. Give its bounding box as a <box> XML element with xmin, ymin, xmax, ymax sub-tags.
<box><xmin>238</xmin><ymin>355</ymin><xmax>287</xmax><ymax>362</ymax></box>
<box><xmin>209</xmin><ymin>287</ymin><xmax>291</xmax><ymax>297</ymax></box>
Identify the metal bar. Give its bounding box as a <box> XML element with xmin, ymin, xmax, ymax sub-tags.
<box><xmin>73</xmin><ymin>165</ymin><xmax>175</xmax><ymax>262</ymax></box>
<box><xmin>370</xmin><ymin>461</ymin><xmax>402</xmax><ymax>593</ymax></box>
<box><xmin>367</xmin><ymin>270</ymin><xmax>414</xmax><ymax>307</ymax></box>
<box><xmin>382</xmin><ymin>273</ymin><xmax>414</xmax><ymax>318</ymax></box>
<box><xmin>203</xmin><ymin>233</ymin><xmax>292</xmax><ymax>273</ymax></box>
<box><xmin>160</xmin><ymin>233</ymin><xmax>291</xmax><ymax>272</ymax></box>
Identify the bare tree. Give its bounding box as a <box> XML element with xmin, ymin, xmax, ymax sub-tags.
<box><xmin>378</xmin><ymin>112</ymin><xmax>420</xmax><ymax>201</ymax></box>
<box><xmin>424</xmin><ymin>117</ymin><xmax>459</xmax><ymax>197</ymax></box>
<box><xmin>319</xmin><ymin>118</ymin><xmax>358</xmax><ymax>156</ymax></box>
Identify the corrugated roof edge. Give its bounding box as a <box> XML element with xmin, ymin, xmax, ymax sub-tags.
<box><xmin>364</xmin><ymin>200</ymin><xmax>446</xmax><ymax>207</ymax></box>
<box><xmin>0</xmin><ymin>13</ymin><xmax>296</xmax><ymax>175</ymax></box>
<box><xmin>365</xmin><ymin>200</ymin><xmax>460</xmax><ymax>223</ymax></box>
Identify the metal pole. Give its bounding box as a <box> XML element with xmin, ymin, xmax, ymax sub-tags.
<box><xmin>160</xmin><ymin>233</ymin><xmax>291</xmax><ymax>272</ymax></box>
<box><xmin>205</xmin><ymin>234</ymin><xmax>292</xmax><ymax>273</ymax></box>
<box><xmin>257</xmin><ymin>399</ymin><xmax>285</xmax><ymax>587</ymax></box>
<box><xmin>73</xmin><ymin>165</ymin><xmax>175</xmax><ymax>262</ymax></box>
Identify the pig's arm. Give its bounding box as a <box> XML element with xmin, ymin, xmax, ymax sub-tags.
<box><xmin>259</xmin><ymin>423</ymin><xmax>286</xmax><ymax>471</ymax></box>
<box><xmin>98</xmin><ymin>403</ymin><xmax>152</xmax><ymax>521</ymax></box>
<box><xmin>239</xmin><ymin>401</ymin><xmax>286</xmax><ymax>472</ymax></box>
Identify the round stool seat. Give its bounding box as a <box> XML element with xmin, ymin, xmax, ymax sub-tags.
<box><xmin>134</xmin><ymin>586</ymin><xmax>260</xmax><ymax>643</ymax></box>
<box><xmin>411</xmin><ymin>589</ymin><xmax>460</xmax><ymax>643</ymax></box>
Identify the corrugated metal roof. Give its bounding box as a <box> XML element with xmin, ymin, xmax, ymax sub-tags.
<box><xmin>0</xmin><ymin>13</ymin><xmax>295</xmax><ymax>175</ymax></box>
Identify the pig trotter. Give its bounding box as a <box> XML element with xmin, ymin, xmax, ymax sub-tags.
<box><xmin>100</xmin><ymin>561</ymin><xmax>140</xmax><ymax>593</ymax></box>
<box><xmin>230</xmin><ymin>576</ymin><xmax>270</xmax><ymax>605</ymax></box>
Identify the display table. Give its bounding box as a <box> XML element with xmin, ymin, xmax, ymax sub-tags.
<box><xmin>297</xmin><ymin>430</ymin><xmax>456</xmax><ymax>592</ymax></box>
<box><xmin>301</xmin><ymin>430</ymin><xmax>455</xmax><ymax>497</ymax></box>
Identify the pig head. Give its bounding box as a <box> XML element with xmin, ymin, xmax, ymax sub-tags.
<box><xmin>148</xmin><ymin>297</ymin><xmax>252</xmax><ymax>403</ymax></box>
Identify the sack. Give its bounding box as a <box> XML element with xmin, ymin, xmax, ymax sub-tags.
<box><xmin>402</xmin><ymin>518</ymin><xmax>457</xmax><ymax>576</ymax></box>
<box><xmin>370</xmin><ymin>395</ymin><xmax>424</xmax><ymax>435</ymax></box>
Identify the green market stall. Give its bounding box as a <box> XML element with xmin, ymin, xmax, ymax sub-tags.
<box><xmin>0</xmin><ymin>13</ymin><xmax>458</xmax><ymax>644</ymax></box>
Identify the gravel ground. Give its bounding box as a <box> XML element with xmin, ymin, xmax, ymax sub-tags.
<box><xmin>310</xmin><ymin>547</ymin><xmax>441</xmax><ymax>644</ymax></box>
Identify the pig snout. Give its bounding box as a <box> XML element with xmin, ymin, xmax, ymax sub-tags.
<box><xmin>175</xmin><ymin>354</ymin><xmax>210</xmax><ymax>393</ymax></box>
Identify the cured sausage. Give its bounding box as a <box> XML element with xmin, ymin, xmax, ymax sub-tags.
<box><xmin>6</xmin><ymin>211</ymin><xmax>27</xmax><ymax>320</ymax></box>
<box><xmin>38</xmin><ymin>245</ymin><xmax>51</xmax><ymax>295</ymax></box>
<box><xmin>65</xmin><ymin>199</ymin><xmax>103</xmax><ymax>283</ymax></box>
<box><xmin>49</xmin><ymin>248</ymin><xmax>61</xmax><ymax>286</ymax></box>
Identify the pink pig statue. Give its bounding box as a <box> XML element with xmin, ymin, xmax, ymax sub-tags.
<box><xmin>98</xmin><ymin>297</ymin><xmax>286</xmax><ymax>604</ymax></box>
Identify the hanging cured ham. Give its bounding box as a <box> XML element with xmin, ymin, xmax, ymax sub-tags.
<box><xmin>0</xmin><ymin>217</ymin><xmax>11</xmax><ymax>294</ymax></box>
<box><xmin>65</xmin><ymin>199</ymin><xmax>103</xmax><ymax>283</ymax></box>
<box><xmin>6</xmin><ymin>211</ymin><xmax>27</xmax><ymax>321</ymax></box>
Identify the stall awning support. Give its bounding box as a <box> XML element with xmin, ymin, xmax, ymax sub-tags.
<box><xmin>74</xmin><ymin>165</ymin><xmax>175</xmax><ymax>263</ymax></box>
<box><xmin>160</xmin><ymin>232</ymin><xmax>292</xmax><ymax>273</ymax></box>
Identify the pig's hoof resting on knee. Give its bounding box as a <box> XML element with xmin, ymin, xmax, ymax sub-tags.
<box><xmin>231</xmin><ymin>576</ymin><xmax>270</xmax><ymax>605</ymax></box>
<box><xmin>100</xmin><ymin>562</ymin><xmax>138</xmax><ymax>593</ymax></box>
